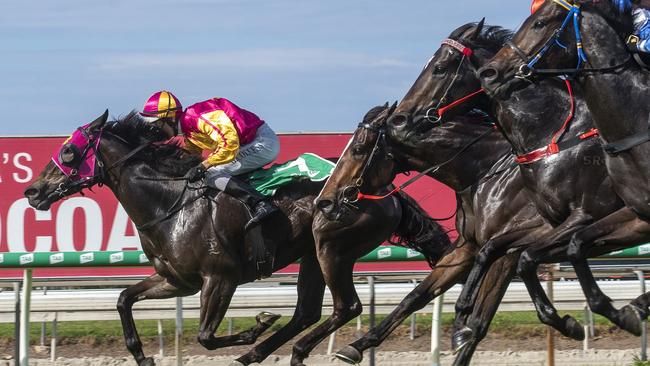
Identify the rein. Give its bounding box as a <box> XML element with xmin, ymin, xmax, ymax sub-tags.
<box><xmin>348</xmin><ymin>124</ymin><xmax>495</xmax><ymax>203</ymax></box>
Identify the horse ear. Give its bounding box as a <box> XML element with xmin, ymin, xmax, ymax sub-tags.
<box><xmin>89</xmin><ymin>109</ymin><xmax>109</xmax><ymax>129</ymax></box>
<box><xmin>388</xmin><ymin>101</ymin><xmax>398</xmax><ymax>116</ymax></box>
<box><xmin>469</xmin><ymin>18</ymin><xmax>485</xmax><ymax>40</ymax></box>
<box><xmin>383</xmin><ymin>101</ymin><xmax>389</xmax><ymax>108</ymax></box>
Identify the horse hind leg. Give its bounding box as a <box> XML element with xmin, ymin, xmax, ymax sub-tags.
<box><xmin>117</xmin><ymin>274</ymin><xmax>197</xmax><ymax>366</ymax></box>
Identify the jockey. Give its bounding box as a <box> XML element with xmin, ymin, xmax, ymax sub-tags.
<box><xmin>140</xmin><ymin>91</ymin><xmax>281</xmax><ymax>230</ymax></box>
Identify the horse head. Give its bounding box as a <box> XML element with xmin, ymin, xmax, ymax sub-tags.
<box><xmin>24</xmin><ymin>110</ymin><xmax>109</xmax><ymax>210</ymax></box>
<box><xmin>315</xmin><ymin>102</ymin><xmax>399</xmax><ymax>222</ymax></box>
<box><xmin>479</xmin><ymin>0</ymin><xmax>634</xmax><ymax>98</ymax></box>
<box><xmin>387</xmin><ymin>20</ymin><xmax>502</xmax><ymax>143</ymax></box>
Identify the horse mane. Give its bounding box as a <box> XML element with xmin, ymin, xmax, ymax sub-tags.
<box><xmin>450</xmin><ymin>22</ymin><xmax>515</xmax><ymax>52</ymax></box>
<box><xmin>104</xmin><ymin>111</ymin><xmax>200</xmax><ymax>177</ymax></box>
<box><xmin>391</xmin><ymin>191</ymin><xmax>453</xmax><ymax>268</ymax></box>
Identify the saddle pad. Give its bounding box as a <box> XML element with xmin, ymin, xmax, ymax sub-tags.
<box><xmin>246</xmin><ymin>153</ymin><xmax>335</xmax><ymax>196</ymax></box>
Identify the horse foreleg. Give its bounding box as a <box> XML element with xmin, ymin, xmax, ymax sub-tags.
<box><xmin>568</xmin><ymin>207</ymin><xmax>650</xmax><ymax>335</ymax></box>
<box><xmin>452</xmin><ymin>253</ymin><xmax>518</xmax><ymax>365</ymax></box>
<box><xmin>290</xmin><ymin>257</ymin><xmax>360</xmax><ymax>366</ymax></box>
<box><xmin>517</xmin><ymin>244</ymin><xmax>585</xmax><ymax>341</ymax></box>
<box><xmin>117</xmin><ymin>274</ymin><xmax>197</xmax><ymax>366</ymax></box>
<box><xmin>196</xmin><ymin>275</ymin><xmax>237</xmax><ymax>350</ymax></box>
<box><xmin>234</xmin><ymin>252</ymin><xmax>326</xmax><ymax>365</ymax></box>
<box><xmin>335</xmin><ymin>241</ymin><xmax>476</xmax><ymax>365</ymax></box>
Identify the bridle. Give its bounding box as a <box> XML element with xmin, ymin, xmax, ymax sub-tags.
<box><xmin>340</xmin><ymin>122</ymin><xmax>393</xmax><ymax>206</ymax></box>
<box><xmin>53</xmin><ymin>125</ymin><xmax>152</xmax><ymax>198</ymax></box>
<box><xmin>340</xmin><ymin>118</ymin><xmax>495</xmax><ymax>206</ymax></box>
<box><xmin>508</xmin><ymin>0</ymin><xmax>631</xmax><ymax>79</ymax></box>
<box><xmin>418</xmin><ymin>38</ymin><xmax>485</xmax><ymax>125</ymax></box>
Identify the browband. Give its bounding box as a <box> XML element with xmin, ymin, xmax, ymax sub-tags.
<box><xmin>442</xmin><ymin>38</ymin><xmax>474</xmax><ymax>57</ymax></box>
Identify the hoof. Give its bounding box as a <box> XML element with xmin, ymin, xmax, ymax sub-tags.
<box><xmin>560</xmin><ymin>315</ymin><xmax>585</xmax><ymax>340</ymax></box>
<box><xmin>335</xmin><ymin>345</ymin><xmax>363</xmax><ymax>364</ymax></box>
<box><xmin>451</xmin><ymin>326</ymin><xmax>474</xmax><ymax>354</ymax></box>
<box><xmin>229</xmin><ymin>361</ymin><xmax>246</xmax><ymax>366</ymax></box>
<box><xmin>139</xmin><ymin>357</ymin><xmax>155</xmax><ymax>366</ymax></box>
<box><xmin>617</xmin><ymin>304</ymin><xmax>644</xmax><ymax>336</ymax></box>
<box><xmin>257</xmin><ymin>311</ymin><xmax>281</xmax><ymax>326</ymax></box>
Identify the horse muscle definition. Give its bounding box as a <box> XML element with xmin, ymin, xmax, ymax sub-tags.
<box><xmin>392</xmin><ymin>20</ymin><xmax>649</xmax><ymax>350</ymax></box>
<box><xmin>24</xmin><ymin>111</ymin><xmax>451</xmax><ymax>366</ymax></box>
<box><xmin>316</xmin><ymin>98</ymin><xmax>553</xmax><ymax>365</ymax></box>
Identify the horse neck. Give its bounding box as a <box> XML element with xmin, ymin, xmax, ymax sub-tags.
<box><xmin>491</xmin><ymin>79</ymin><xmax>591</xmax><ymax>155</ymax></box>
<box><xmin>400</xmin><ymin>119</ymin><xmax>512</xmax><ymax>191</ymax></box>
<box><xmin>98</xmin><ymin>140</ymin><xmax>192</xmax><ymax>229</ymax></box>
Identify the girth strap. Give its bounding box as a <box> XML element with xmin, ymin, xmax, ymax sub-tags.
<box><xmin>602</xmin><ymin>128</ymin><xmax>650</xmax><ymax>155</ymax></box>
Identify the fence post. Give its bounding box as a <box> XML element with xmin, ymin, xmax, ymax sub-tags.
<box><xmin>582</xmin><ymin>303</ymin><xmax>589</xmax><ymax>351</ymax></box>
<box><xmin>431</xmin><ymin>294</ymin><xmax>443</xmax><ymax>366</ymax></box>
<box><xmin>367</xmin><ymin>276</ymin><xmax>375</xmax><ymax>366</ymax></box>
<box><xmin>51</xmin><ymin>313</ymin><xmax>57</xmax><ymax>362</ymax></box>
<box><xmin>635</xmin><ymin>270</ymin><xmax>647</xmax><ymax>361</ymax></box>
<box><xmin>410</xmin><ymin>279</ymin><xmax>417</xmax><ymax>341</ymax></box>
<box><xmin>19</xmin><ymin>268</ymin><xmax>32</xmax><ymax>366</ymax></box>
<box><xmin>546</xmin><ymin>268</ymin><xmax>555</xmax><ymax>366</ymax></box>
<box><xmin>157</xmin><ymin>319</ymin><xmax>164</xmax><ymax>359</ymax></box>
<box><xmin>175</xmin><ymin>297</ymin><xmax>183</xmax><ymax>366</ymax></box>
<box><xmin>13</xmin><ymin>282</ymin><xmax>20</xmax><ymax>365</ymax></box>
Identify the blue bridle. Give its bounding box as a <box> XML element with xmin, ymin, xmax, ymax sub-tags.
<box><xmin>510</xmin><ymin>0</ymin><xmax>588</xmax><ymax>78</ymax></box>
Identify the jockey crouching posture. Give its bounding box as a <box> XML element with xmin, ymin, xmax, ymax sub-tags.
<box><xmin>530</xmin><ymin>0</ymin><xmax>650</xmax><ymax>53</ymax></box>
<box><xmin>140</xmin><ymin>91</ymin><xmax>280</xmax><ymax>232</ymax></box>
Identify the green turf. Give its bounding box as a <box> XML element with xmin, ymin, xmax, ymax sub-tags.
<box><xmin>0</xmin><ymin>310</ymin><xmax>613</xmax><ymax>343</ymax></box>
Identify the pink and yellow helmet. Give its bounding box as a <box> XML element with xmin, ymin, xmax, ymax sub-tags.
<box><xmin>140</xmin><ymin>90</ymin><xmax>183</xmax><ymax>121</ymax></box>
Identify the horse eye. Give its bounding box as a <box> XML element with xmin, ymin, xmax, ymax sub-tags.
<box><xmin>351</xmin><ymin>145</ymin><xmax>364</xmax><ymax>155</ymax></box>
<box><xmin>432</xmin><ymin>64</ymin><xmax>446</xmax><ymax>75</ymax></box>
<box><xmin>533</xmin><ymin>20</ymin><xmax>546</xmax><ymax>28</ymax></box>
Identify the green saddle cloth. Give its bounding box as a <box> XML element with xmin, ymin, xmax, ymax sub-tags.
<box><xmin>246</xmin><ymin>153</ymin><xmax>335</xmax><ymax>196</ymax></box>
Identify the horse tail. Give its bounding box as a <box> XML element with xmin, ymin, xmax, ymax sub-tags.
<box><xmin>392</xmin><ymin>191</ymin><xmax>453</xmax><ymax>268</ymax></box>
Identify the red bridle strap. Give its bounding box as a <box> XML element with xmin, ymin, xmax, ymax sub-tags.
<box><xmin>516</xmin><ymin>79</ymin><xmax>599</xmax><ymax>164</ymax></box>
<box><xmin>437</xmin><ymin>88</ymin><xmax>485</xmax><ymax>118</ymax></box>
<box><xmin>442</xmin><ymin>38</ymin><xmax>474</xmax><ymax>57</ymax></box>
<box><xmin>356</xmin><ymin>186</ymin><xmax>402</xmax><ymax>201</ymax></box>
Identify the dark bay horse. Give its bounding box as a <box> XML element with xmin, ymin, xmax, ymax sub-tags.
<box><xmin>390</xmin><ymin>20</ymin><xmax>647</xmax><ymax>345</ymax></box>
<box><xmin>478</xmin><ymin>0</ymin><xmax>650</xmax><ymax>318</ymax></box>
<box><xmin>24</xmin><ymin>110</ymin><xmax>451</xmax><ymax>366</ymax></box>
<box><xmin>315</xmin><ymin>99</ymin><xmax>552</xmax><ymax>365</ymax></box>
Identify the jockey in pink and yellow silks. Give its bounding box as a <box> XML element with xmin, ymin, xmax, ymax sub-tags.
<box><xmin>140</xmin><ymin>91</ymin><xmax>280</xmax><ymax>231</ymax></box>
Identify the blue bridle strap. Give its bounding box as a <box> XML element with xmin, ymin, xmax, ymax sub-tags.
<box><xmin>526</xmin><ymin>0</ymin><xmax>588</xmax><ymax>73</ymax></box>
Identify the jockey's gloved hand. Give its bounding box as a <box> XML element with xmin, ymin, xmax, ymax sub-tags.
<box><xmin>186</xmin><ymin>164</ymin><xmax>207</xmax><ymax>182</ymax></box>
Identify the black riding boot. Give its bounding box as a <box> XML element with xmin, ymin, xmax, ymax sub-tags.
<box><xmin>223</xmin><ymin>176</ymin><xmax>279</xmax><ymax>231</ymax></box>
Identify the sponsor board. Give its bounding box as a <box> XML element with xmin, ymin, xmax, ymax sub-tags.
<box><xmin>0</xmin><ymin>134</ymin><xmax>456</xmax><ymax>279</ymax></box>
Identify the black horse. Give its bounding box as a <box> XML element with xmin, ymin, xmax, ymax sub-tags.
<box><xmin>478</xmin><ymin>0</ymin><xmax>650</xmax><ymax>318</ymax></box>
<box><xmin>387</xmin><ymin>20</ymin><xmax>648</xmax><ymax>346</ymax></box>
<box><xmin>23</xmin><ymin>110</ymin><xmax>451</xmax><ymax>366</ymax></box>
<box><xmin>315</xmin><ymin>96</ymin><xmax>553</xmax><ymax>365</ymax></box>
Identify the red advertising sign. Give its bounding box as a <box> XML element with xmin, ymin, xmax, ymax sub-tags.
<box><xmin>0</xmin><ymin>134</ymin><xmax>456</xmax><ymax>279</ymax></box>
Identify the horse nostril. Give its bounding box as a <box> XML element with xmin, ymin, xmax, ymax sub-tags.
<box><xmin>388</xmin><ymin>113</ymin><xmax>409</xmax><ymax>127</ymax></box>
<box><xmin>478</xmin><ymin>67</ymin><xmax>499</xmax><ymax>81</ymax></box>
<box><xmin>24</xmin><ymin>187</ymin><xmax>39</xmax><ymax>199</ymax></box>
<box><xmin>316</xmin><ymin>199</ymin><xmax>334</xmax><ymax>213</ymax></box>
